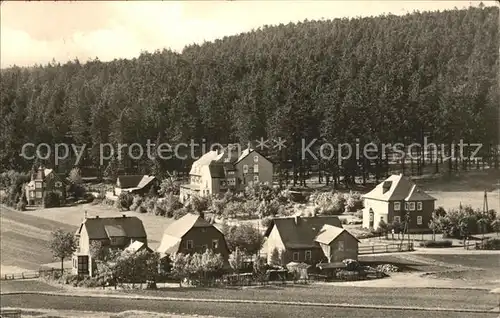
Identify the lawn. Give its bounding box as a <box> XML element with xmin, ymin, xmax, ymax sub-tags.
<box><xmin>118</xmin><ymin>285</ymin><xmax>499</xmax><ymax>311</ymax></box>
<box><xmin>418</xmin><ymin>253</ymin><xmax>500</xmax><ymax>285</ymax></box>
<box><xmin>0</xmin><ymin>279</ymin><xmax>64</xmax><ymax>293</ymax></box>
<box><xmin>4</xmin><ymin>294</ymin><xmax>495</xmax><ymax>318</ymax></box>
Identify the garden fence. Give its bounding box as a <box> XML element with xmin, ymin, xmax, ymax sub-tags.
<box><xmin>358</xmin><ymin>242</ymin><xmax>414</xmax><ymax>255</ymax></box>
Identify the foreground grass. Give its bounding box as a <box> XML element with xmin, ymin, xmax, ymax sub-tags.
<box><xmin>119</xmin><ymin>285</ymin><xmax>498</xmax><ymax>310</ymax></box>
<box><xmin>2</xmin><ymin>294</ymin><xmax>497</xmax><ymax>318</ymax></box>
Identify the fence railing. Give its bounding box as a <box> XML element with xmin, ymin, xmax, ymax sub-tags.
<box><xmin>1</xmin><ymin>268</ymin><xmax>71</xmax><ymax>281</ymax></box>
<box><xmin>359</xmin><ymin>242</ymin><xmax>414</xmax><ymax>255</ymax></box>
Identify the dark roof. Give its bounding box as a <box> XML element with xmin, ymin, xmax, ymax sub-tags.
<box><xmin>209</xmin><ymin>164</ymin><xmax>226</xmax><ymax>178</ymax></box>
<box><xmin>161</xmin><ymin>213</ymin><xmax>215</xmax><ymax>238</ymax></box>
<box><xmin>77</xmin><ymin>216</ymin><xmax>147</xmax><ymax>240</ymax></box>
<box><xmin>117</xmin><ymin>175</ymin><xmax>144</xmax><ymax>188</ymax></box>
<box><xmin>264</xmin><ymin>216</ymin><xmax>343</xmax><ymax>249</ymax></box>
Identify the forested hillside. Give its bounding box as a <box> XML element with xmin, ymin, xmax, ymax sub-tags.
<box><xmin>1</xmin><ymin>6</ymin><xmax>499</xmax><ymax>184</ymax></box>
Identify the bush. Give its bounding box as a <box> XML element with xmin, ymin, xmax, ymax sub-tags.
<box><xmin>261</xmin><ymin>216</ymin><xmax>273</xmax><ymax>228</ymax></box>
<box><xmin>83</xmin><ymin>193</ymin><xmax>95</xmax><ymax>203</ymax></box>
<box><xmin>173</xmin><ymin>207</ymin><xmax>188</xmax><ymax>219</ymax></box>
<box><xmin>418</xmin><ymin>240</ymin><xmax>453</xmax><ymax>248</ymax></box>
<box><xmin>44</xmin><ymin>191</ymin><xmax>61</xmax><ymax>208</ymax></box>
<box><xmin>116</xmin><ymin>192</ymin><xmax>134</xmax><ymax>210</ymax></box>
<box><xmin>344</xmin><ymin>191</ymin><xmax>363</xmax><ymax>212</ymax></box>
<box><xmin>480</xmin><ymin>238</ymin><xmax>500</xmax><ymax>250</ymax></box>
<box><xmin>16</xmin><ymin>200</ymin><xmax>27</xmax><ymax>211</ymax></box>
<box><xmin>343</xmin><ymin>259</ymin><xmax>360</xmax><ymax>271</ymax></box>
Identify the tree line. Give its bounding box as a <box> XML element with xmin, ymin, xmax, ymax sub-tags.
<box><xmin>1</xmin><ymin>5</ymin><xmax>498</xmax><ymax>186</ymax></box>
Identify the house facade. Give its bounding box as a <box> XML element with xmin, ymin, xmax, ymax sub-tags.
<box><xmin>157</xmin><ymin>213</ymin><xmax>230</xmax><ymax>264</ymax></box>
<box><xmin>263</xmin><ymin>215</ymin><xmax>359</xmax><ymax>266</ymax></box>
<box><xmin>114</xmin><ymin>175</ymin><xmax>159</xmax><ymax>196</ymax></box>
<box><xmin>362</xmin><ymin>174</ymin><xmax>436</xmax><ymax>232</ymax></box>
<box><xmin>25</xmin><ymin>167</ymin><xmax>66</xmax><ymax>206</ymax></box>
<box><xmin>179</xmin><ymin>145</ymin><xmax>273</xmax><ymax>203</ymax></box>
<box><xmin>72</xmin><ymin>215</ymin><xmax>148</xmax><ymax>276</ymax></box>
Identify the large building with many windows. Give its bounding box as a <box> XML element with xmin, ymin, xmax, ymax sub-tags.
<box><xmin>179</xmin><ymin>145</ymin><xmax>273</xmax><ymax>202</ymax></box>
<box><xmin>361</xmin><ymin>174</ymin><xmax>436</xmax><ymax>232</ymax></box>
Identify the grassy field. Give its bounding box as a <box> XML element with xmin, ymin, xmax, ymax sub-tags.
<box><xmin>418</xmin><ymin>253</ymin><xmax>500</xmax><ymax>284</ymax></box>
<box><xmin>4</xmin><ymin>294</ymin><xmax>496</xmax><ymax>318</ymax></box>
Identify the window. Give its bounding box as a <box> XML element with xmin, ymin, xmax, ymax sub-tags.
<box><xmin>293</xmin><ymin>252</ymin><xmax>299</xmax><ymax>261</ymax></box>
<box><xmin>417</xmin><ymin>216</ymin><xmax>423</xmax><ymax>225</ymax></box>
<box><xmin>228</xmin><ymin>171</ymin><xmax>235</xmax><ymax>175</ymax></box>
<box><xmin>186</xmin><ymin>240</ymin><xmax>193</xmax><ymax>249</ymax></box>
<box><xmin>417</xmin><ymin>202</ymin><xmax>423</xmax><ymax>211</ymax></box>
<box><xmin>253</xmin><ymin>175</ymin><xmax>259</xmax><ymax>182</ymax></box>
<box><xmin>405</xmin><ymin>202</ymin><xmax>409</xmax><ymax>210</ymax></box>
<box><xmin>253</xmin><ymin>164</ymin><xmax>259</xmax><ymax>173</ymax></box>
<box><xmin>55</xmin><ymin>181</ymin><xmax>62</xmax><ymax>188</ymax></box>
<box><xmin>253</xmin><ymin>155</ymin><xmax>259</xmax><ymax>163</ymax></box>
<box><xmin>394</xmin><ymin>202</ymin><xmax>401</xmax><ymax>211</ymax></box>
<box><xmin>35</xmin><ymin>182</ymin><xmax>42</xmax><ymax>189</ymax></box>
<box><xmin>243</xmin><ymin>165</ymin><xmax>248</xmax><ymax>174</ymax></box>
<box><xmin>228</xmin><ymin>178</ymin><xmax>236</xmax><ymax>186</ymax></box>
<box><xmin>78</xmin><ymin>256</ymin><xmax>88</xmax><ymax>273</ymax></box>
<box><xmin>30</xmin><ymin>191</ymin><xmax>34</xmax><ymax>198</ymax></box>
<box><xmin>338</xmin><ymin>241</ymin><xmax>344</xmax><ymax>251</ymax></box>
<box><xmin>409</xmin><ymin>202</ymin><xmax>416</xmax><ymax>211</ymax></box>
<box><xmin>394</xmin><ymin>216</ymin><xmax>401</xmax><ymax>223</ymax></box>
<box><xmin>35</xmin><ymin>192</ymin><xmax>42</xmax><ymax>198</ymax></box>
<box><xmin>305</xmin><ymin>250</ymin><xmax>311</xmax><ymax>261</ymax></box>
<box><xmin>212</xmin><ymin>239</ymin><xmax>219</xmax><ymax>249</ymax></box>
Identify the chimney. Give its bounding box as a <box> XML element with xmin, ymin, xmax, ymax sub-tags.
<box><xmin>247</xmin><ymin>141</ymin><xmax>252</xmax><ymax>150</ymax></box>
<box><xmin>122</xmin><ymin>214</ymin><xmax>127</xmax><ymax>218</ymax></box>
<box><xmin>95</xmin><ymin>215</ymin><xmax>99</xmax><ymax>219</ymax></box>
<box><xmin>199</xmin><ymin>211</ymin><xmax>205</xmax><ymax>220</ymax></box>
<box><xmin>84</xmin><ymin>210</ymin><xmax>88</xmax><ymax>219</ymax></box>
<box><xmin>294</xmin><ymin>215</ymin><xmax>300</xmax><ymax>225</ymax></box>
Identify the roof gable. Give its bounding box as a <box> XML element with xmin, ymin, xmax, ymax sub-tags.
<box><xmin>362</xmin><ymin>174</ymin><xmax>435</xmax><ymax>201</ymax></box>
<box><xmin>80</xmin><ymin>216</ymin><xmax>147</xmax><ymax>240</ymax></box>
<box><xmin>314</xmin><ymin>224</ymin><xmax>360</xmax><ymax>244</ymax></box>
<box><xmin>161</xmin><ymin>213</ymin><xmax>213</xmax><ymax>239</ymax></box>
<box><xmin>117</xmin><ymin>175</ymin><xmax>145</xmax><ymax>188</ymax></box>
<box><xmin>264</xmin><ymin>216</ymin><xmax>343</xmax><ymax>249</ymax></box>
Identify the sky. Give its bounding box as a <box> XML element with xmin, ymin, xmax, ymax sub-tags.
<box><xmin>0</xmin><ymin>1</ymin><xmax>497</xmax><ymax>68</ymax></box>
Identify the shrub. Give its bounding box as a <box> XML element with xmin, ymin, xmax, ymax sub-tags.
<box><xmin>67</xmin><ymin>183</ymin><xmax>85</xmax><ymax>199</ymax></box>
<box><xmin>83</xmin><ymin>193</ymin><xmax>95</xmax><ymax>203</ymax></box>
<box><xmin>16</xmin><ymin>200</ymin><xmax>27</xmax><ymax>211</ymax></box>
<box><xmin>344</xmin><ymin>191</ymin><xmax>363</xmax><ymax>212</ymax></box>
<box><xmin>261</xmin><ymin>216</ymin><xmax>273</xmax><ymax>228</ymax></box>
<box><xmin>418</xmin><ymin>240</ymin><xmax>453</xmax><ymax>248</ymax></box>
<box><xmin>480</xmin><ymin>238</ymin><xmax>500</xmax><ymax>250</ymax></box>
<box><xmin>116</xmin><ymin>192</ymin><xmax>134</xmax><ymax>211</ymax></box>
<box><xmin>343</xmin><ymin>259</ymin><xmax>360</xmax><ymax>271</ymax></box>
<box><xmin>44</xmin><ymin>191</ymin><xmax>61</xmax><ymax>208</ymax></box>
<box><xmin>129</xmin><ymin>195</ymin><xmax>143</xmax><ymax>211</ymax></box>
<box><xmin>173</xmin><ymin>207</ymin><xmax>188</xmax><ymax>219</ymax></box>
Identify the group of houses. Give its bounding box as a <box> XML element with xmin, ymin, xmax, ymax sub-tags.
<box><xmin>72</xmin><ymin>212</ymin><xmax>361</xmax><ymax>277</ymax></box>
<box><xmin>24</xmin><ymin>145</ymin><xmax>435</xmax><ymax>276</ymax></box>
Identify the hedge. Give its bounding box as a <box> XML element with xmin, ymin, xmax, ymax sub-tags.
<box><xmin>418</xmin><ymin>240</ymin><xmax>453</xmax><ymax>248</ymax></box>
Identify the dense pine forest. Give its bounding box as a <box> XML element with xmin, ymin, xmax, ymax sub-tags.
<box><xmin>1</xmin><ymin>6</ymin><xmax>499</xmax><ymax>186</ymax></box>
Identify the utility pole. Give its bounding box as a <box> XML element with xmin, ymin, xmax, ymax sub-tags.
<box><xmin>483</xmin><ymin>190</ymin><xmax>488</xmax><ymax>213</ymax></box>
